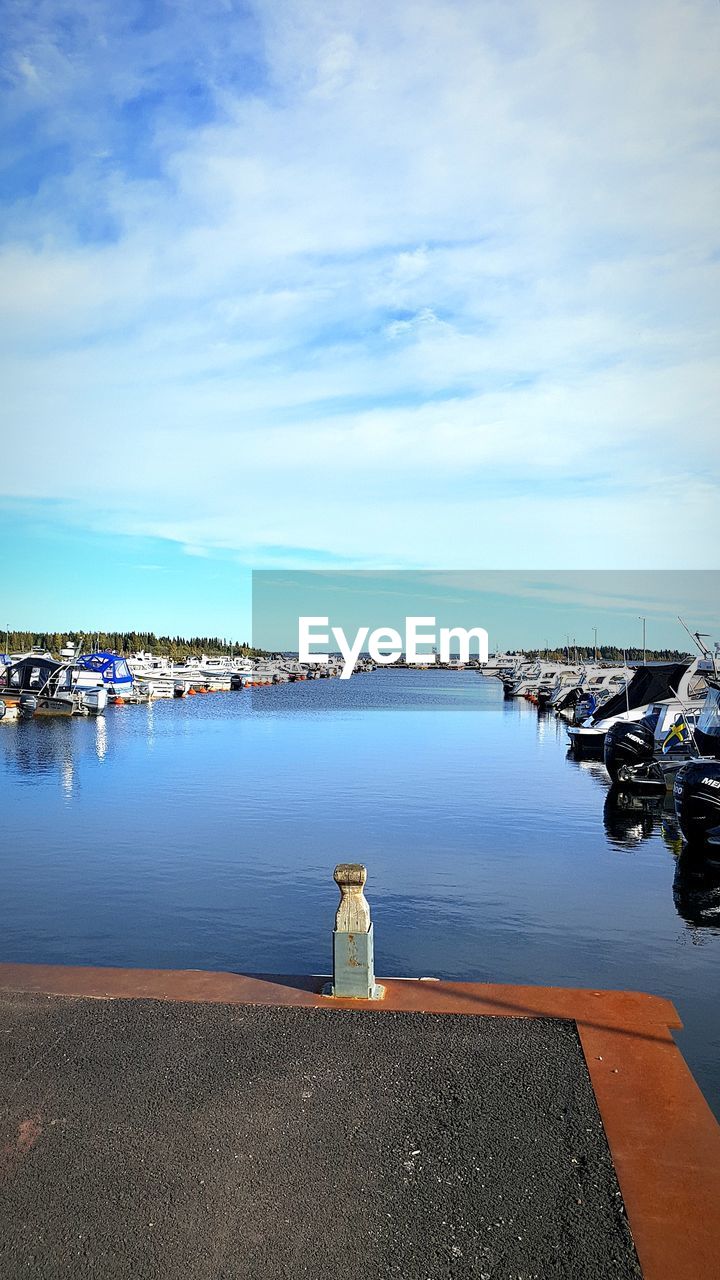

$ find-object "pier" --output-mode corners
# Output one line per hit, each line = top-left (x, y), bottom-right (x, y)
(1, 867), (719, 1279)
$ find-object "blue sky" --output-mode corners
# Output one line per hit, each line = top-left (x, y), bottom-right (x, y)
(252, 570), (720, 652)
(2, 1), (719, 637)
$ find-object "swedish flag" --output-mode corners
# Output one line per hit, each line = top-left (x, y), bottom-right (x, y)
(662, 719), (687, 754)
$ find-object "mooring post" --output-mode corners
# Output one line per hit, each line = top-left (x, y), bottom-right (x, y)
(324, 863), (385, 999)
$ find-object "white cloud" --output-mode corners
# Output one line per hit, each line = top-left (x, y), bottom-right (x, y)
(1, 0), (719, 568)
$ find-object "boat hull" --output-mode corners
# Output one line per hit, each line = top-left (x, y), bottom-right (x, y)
(567, 726), (606, 758)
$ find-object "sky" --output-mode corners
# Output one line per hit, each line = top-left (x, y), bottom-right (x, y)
(252, 570), (720, 652)
(2, 1), (719, 638)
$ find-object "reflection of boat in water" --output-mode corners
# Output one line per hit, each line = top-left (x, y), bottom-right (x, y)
(673, 844), (720, 926)
(603, 785), (664, 845)
(602, 784), (681, 850)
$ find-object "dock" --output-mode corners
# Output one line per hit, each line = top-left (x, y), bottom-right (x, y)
(1, 866), (719, 1278)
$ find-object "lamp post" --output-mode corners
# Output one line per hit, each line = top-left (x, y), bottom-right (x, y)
(639, 616), (646, 665)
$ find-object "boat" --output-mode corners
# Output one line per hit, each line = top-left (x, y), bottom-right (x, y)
(76, 652), (134, 702)
(694, 677), (720, 758)
(477, 653), (525, 677)
(534, 666), (580, 707)
(674, 757), (720, 849)
(0, 653), (89, 717)
(551, 666), (629, 720)
(502, 660), (540, 698)
(671, 678), (720, 847)
(567, 660), (704, 758)
(603, 701), (706, 790)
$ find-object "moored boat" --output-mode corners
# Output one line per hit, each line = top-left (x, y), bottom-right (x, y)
(567, 660), (703, 758)
(0, 653), (89, 717)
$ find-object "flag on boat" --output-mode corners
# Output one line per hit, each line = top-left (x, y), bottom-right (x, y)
(662, 718), (688, 754)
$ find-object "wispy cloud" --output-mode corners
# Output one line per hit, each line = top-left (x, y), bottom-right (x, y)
(1, 0), (719, 573)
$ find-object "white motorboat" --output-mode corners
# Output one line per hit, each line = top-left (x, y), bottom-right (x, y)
(568, 659), (708, 758)
(553, 665), (629, 721)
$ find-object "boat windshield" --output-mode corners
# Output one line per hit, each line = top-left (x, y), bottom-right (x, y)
(641, 704), (663, 731)
(697, 686), (720, 739)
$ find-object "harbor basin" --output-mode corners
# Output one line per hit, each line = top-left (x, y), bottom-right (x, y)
(1, 667), (718, 1116)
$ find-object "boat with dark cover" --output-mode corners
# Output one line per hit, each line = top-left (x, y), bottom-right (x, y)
(567, 661), (694, 758)
(672, 680), (720, 848)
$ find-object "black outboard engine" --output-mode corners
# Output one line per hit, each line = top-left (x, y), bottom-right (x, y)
(604, 719), (657, 785)
(673, 760), (720, 848)
(18, 693), (38, 717)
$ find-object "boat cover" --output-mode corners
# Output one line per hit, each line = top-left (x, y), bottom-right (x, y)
(77, 653), (133, 686)
(0, 655), (62, 691)
(591, 662), (690, 725)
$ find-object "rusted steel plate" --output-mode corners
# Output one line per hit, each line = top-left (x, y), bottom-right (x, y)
(0, 963), (679, 1029)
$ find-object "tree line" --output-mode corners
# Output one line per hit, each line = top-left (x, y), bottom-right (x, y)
(1, 631), (268, 661)
(520, 645), (694, 663)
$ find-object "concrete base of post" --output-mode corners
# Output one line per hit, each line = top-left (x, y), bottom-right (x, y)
(323, 924), (385, 1000)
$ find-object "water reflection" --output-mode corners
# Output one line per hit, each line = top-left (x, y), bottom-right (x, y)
(145, 700), (155, 748)
(602, 783), (683, 854)
(603, 786), (659, 846)
(673, 845), (720, 930)
(62, 758), (74, 796)
(5, 718), (77, 779)
(566, 754), (610, 791)
(95, 715), (108, 762)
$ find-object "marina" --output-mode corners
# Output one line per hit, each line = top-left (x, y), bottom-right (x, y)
(1, 663), (719, 1120)
(5, 0), (720, 1270)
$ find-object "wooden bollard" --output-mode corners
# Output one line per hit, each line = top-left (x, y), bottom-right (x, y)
(324, 864), (384, 1000)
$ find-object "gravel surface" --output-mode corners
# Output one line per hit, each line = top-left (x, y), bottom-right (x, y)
(0, 993), (642, 1279)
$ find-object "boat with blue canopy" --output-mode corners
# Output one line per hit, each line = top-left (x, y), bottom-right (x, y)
(76, 652), (135, 700)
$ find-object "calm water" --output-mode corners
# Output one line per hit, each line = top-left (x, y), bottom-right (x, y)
(2, 669), (719, 1114)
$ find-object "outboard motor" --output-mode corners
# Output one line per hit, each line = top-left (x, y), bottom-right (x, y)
(18, 693), (38, 717)
(0, 700), (5, 720)
(673, 760), (720, 848)
(573, 692), (598, 724)
(604, 719), (656, 785)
